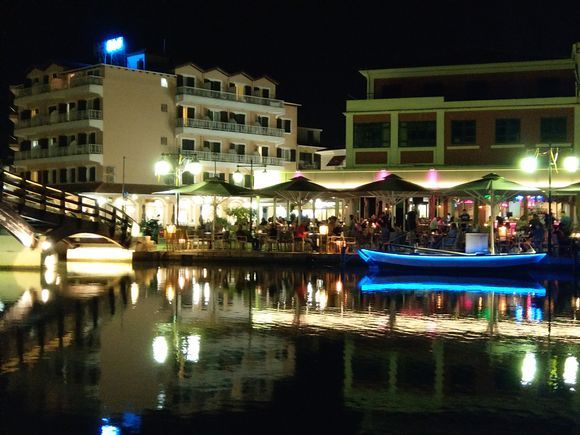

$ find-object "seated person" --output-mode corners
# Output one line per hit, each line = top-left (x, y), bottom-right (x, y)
(294, 219), (317, 251)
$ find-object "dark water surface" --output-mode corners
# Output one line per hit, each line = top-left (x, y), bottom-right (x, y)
(0, 263), (579, 434)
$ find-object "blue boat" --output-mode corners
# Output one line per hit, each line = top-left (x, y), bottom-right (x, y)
(358, 247), (547, 269)
(358, 273), (546, 295)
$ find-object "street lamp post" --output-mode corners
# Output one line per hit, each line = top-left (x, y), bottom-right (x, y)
(155, 152), (202, 225)
(233, 159), (265, 233)
(520, 144), (578, 254)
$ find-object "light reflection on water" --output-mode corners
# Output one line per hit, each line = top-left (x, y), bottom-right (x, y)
(0, 264), (579, 433)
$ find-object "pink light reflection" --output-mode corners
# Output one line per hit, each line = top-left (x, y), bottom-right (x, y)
(375, 169), (390, 181)
(426, 168), (438, 187)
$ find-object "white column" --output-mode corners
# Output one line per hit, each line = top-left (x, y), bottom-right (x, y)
(435, 110), (445, 165)
(345, 113), (354, 168)
(390, 112), (399, 165)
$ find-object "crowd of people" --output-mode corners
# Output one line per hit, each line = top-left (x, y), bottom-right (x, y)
(187, 206), (575, 254)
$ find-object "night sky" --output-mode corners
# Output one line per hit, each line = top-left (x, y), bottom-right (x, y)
(3, 0), (580, 153)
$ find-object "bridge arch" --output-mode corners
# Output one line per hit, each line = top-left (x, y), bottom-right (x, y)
(0, 170), (135, 249)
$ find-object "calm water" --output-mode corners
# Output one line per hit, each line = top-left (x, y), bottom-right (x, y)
(0, 262), (579, 434)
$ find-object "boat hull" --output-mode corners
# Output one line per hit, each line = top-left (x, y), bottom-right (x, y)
(358, 248), (547, 269)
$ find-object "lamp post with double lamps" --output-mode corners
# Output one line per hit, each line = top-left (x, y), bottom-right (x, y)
(520, 144), (578, 254)
(155, 152), (202, 225)
(232, 159), (267, 233)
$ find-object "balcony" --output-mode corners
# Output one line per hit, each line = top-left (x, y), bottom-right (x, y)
(181, 149), (285, 167)
(12, 76), (104, 104)
(14, 144), (103, 164)
(176, 86), (285, 115)
(176, 118), (285, 143)
(14, 110), (103, 137)
(298, 161), (321, 170)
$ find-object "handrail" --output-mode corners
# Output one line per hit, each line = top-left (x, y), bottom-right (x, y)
(13, 75), (103, 98)
(15, 144), (103, 160)
(177, 117), (284, 137)
(181, 149), (285, 167)
(176, 86), (284, 108)
(16, 110), (103, 129)
(389, 243), (473, 256)
(0, 169), (133, 245)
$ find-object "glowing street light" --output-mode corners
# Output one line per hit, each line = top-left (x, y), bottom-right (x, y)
(520, 144), (578, 254)
(155, 152), (202, 224)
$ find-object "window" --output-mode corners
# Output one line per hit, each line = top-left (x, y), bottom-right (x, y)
(277, 118), (291, 133)
(204, 140), (221, 153)
(204, 79), (221, 91)
(540, 117), (567, 143)
(59, 169), (67, 183)
(354, 122), (390, 148)
(161, 104), (168, 112)
(261, 146), (269, 157)
(276, 148), (295, 161)
(161, 136), (168, 146)
(182, 139), (195, 151)
(78, 166), (87, 182)
(160, 78), (168, 88)
(399, 121), (436, 147)
(69, 168), (76, 183)
(451, 120), (476, 145)
(257, 115), (269, 127)
(89, 167), (96, 182)
(235, 143), (245, 155)
(231, 113), (246, 124)
(495, 119), (521, 144)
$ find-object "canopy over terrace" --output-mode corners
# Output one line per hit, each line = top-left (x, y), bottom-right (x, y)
(155, 178), (252, 237)
(444, 173), (539, 254)
(254, 175), (333, 224)
(343, 173), (428, 225)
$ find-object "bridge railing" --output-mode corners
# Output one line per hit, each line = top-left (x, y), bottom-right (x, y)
(0, 170), (134, 245)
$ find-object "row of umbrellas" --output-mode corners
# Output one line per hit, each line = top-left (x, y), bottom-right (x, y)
(156, 173), (574, 254)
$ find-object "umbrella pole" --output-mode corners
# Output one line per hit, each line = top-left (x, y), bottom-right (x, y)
(489, 190), (495, 255)
(212, 196), (217, 240)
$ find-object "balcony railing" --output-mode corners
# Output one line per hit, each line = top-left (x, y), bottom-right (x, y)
(15, 144), (103, 161)
(181, 149), (285, 167)
(177, 118), (284, 138)
(298, 161), (321, 170)
(177, 86), (284, 108)
(16, 110), (103, 129)
(13, 76), (103, 98)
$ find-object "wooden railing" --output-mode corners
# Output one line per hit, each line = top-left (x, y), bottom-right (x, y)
(0, 170), (133, 247)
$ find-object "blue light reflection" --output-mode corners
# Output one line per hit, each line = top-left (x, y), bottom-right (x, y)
(358, 275), (546, 296)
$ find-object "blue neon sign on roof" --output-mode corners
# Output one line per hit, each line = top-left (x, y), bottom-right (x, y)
(105, 36), (125, 54)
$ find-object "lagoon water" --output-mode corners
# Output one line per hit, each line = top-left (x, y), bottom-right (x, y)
(0, 263), (579, 434)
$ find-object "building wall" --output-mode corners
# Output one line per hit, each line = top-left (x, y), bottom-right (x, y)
(102, 66), (175, 185)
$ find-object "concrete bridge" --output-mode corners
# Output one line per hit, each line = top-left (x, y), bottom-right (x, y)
(0, 169), (134, 267)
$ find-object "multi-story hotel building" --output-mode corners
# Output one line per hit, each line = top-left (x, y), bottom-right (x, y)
(340, 43), (580, 221)
(10, 55), (320, 225)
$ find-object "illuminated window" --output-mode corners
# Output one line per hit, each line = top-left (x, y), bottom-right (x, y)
(160, 78), (168, 88)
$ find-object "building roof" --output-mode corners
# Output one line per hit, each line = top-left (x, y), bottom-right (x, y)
(326, 155), (346, 167)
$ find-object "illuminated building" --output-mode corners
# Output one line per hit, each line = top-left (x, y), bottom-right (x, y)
(9, 37), (321, 225)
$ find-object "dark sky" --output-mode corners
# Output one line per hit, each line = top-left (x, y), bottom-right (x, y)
(3, 0), (580, 151)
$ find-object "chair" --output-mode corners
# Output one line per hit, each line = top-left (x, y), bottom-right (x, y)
(235, 235), (249, 250)
(293, 236), (306, 252)
(278, 231), (293, 251)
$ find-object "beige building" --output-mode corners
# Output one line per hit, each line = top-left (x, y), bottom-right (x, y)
(10, 60), (320, 225)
